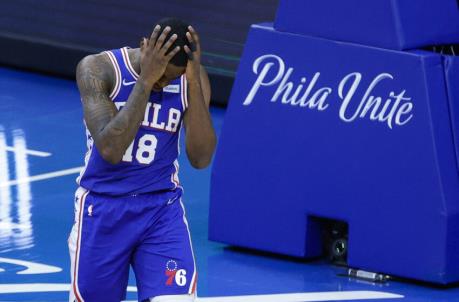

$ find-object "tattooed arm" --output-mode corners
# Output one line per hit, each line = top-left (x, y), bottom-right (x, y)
(76, 25), (180, 164)
(76, 54), (148, 164)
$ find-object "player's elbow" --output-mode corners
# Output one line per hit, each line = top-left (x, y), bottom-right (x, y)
(186, 139), (216, 169)
(100, 146), (122, 165)
(105, 156), (122, 165)
(187, 148), (214, 169)
(189, 156), (212, 169)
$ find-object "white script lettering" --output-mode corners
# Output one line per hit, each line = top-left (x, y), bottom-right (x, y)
(244, 54), (415, 129)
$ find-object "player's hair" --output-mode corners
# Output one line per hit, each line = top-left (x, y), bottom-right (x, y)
(155, 17), (191, 67)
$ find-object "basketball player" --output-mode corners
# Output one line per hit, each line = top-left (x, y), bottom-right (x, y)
(68, 18), (216, 302)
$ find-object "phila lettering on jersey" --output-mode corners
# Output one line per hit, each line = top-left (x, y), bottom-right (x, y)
(77, 47), (189, 196)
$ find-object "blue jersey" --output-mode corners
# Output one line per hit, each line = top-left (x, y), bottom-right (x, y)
(77, 47), (188, 196)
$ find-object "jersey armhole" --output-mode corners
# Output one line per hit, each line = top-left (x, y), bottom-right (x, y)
(181, 75), (189, 111)
(103, 51), (122, 100)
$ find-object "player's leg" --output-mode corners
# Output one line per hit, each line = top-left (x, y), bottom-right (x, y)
(68, 188), (133, 302)
(131, 192), (197, 302)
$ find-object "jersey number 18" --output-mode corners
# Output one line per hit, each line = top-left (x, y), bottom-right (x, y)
(122, 134), (158, 164)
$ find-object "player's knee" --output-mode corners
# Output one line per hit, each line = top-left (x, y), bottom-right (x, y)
(149, 294), (196, 302)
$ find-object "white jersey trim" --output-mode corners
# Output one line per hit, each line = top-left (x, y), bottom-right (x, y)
(171, 159), (181, 190)
(104, 51), (122, 100)
(76, 125), (93, 186)
(170, 120), (184, 191)
(121, 47), (140, 80)
(181, 75), (189, 111)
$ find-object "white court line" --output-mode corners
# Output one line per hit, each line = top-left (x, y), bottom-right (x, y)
(195, 291), (404, 301)
(0, 284), (404, 301)
(4, 146), (51, 157)
(0, 166), (83, 188)
(0, 284), (70, 293)
(0, 257), (62, 274)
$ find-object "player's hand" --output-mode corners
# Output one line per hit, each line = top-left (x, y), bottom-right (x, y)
(139, 25), (180, 87)
(184, 26), (202, 83)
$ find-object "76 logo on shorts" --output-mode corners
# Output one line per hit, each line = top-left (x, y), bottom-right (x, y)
(165, 260), (187, 286)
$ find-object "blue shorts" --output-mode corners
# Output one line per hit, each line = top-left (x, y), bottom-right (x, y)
(68, 187), (197, 302)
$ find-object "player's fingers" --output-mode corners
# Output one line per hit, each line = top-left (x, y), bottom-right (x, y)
(149, 25), (161, 45)
(186, 33), (197, 53)
(155, 26), (171, 50)
(140, 37), (148, 52)
(188, 26), (200, 44)
(183, 45), (194, 60)
(186, 31), (193, 43)
(166, 46), (181, 60)
(161, 34), (177, 54)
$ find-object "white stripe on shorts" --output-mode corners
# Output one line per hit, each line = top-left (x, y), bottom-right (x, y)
(68, 187), (88, 302)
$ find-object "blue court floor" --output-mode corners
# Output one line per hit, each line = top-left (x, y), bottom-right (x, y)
(0, 67), (459, 301)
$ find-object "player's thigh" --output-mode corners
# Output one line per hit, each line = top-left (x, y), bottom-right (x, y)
(68, 188), (132, 302)
(132, 198), (197, 301)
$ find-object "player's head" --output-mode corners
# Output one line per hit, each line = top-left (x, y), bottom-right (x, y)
(152, 17), (190, 92)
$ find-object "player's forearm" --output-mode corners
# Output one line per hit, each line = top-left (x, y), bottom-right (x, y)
(185, 80), (217, 169)
(98, 79), (152, 164)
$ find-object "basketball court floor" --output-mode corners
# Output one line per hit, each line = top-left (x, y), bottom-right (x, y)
(1, 67), (459, 301)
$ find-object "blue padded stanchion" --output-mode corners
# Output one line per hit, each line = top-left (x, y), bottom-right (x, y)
(445, 56), (459, 171)
(209, 20), (459, 284)
(274, 0), (459, 50)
